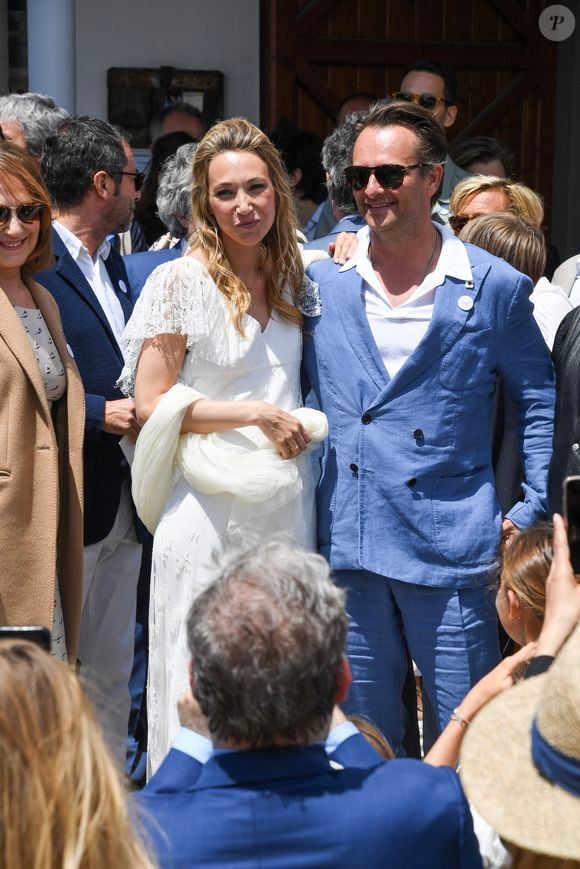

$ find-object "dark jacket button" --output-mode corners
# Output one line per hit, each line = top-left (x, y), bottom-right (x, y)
(413, 429), (424, 440)
(350, 463), (358, 473)
(407, 478), (417, 487)
(361, 414), (372, 424)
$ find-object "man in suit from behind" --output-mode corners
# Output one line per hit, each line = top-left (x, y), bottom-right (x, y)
(137, 537), (481, 869)
(302, 100), (554, 755)
(36, 117), (143, 764)
(304, 111), (366, 255)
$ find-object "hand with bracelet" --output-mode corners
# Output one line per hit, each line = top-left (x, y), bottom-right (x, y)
(424, 642), (536, 768)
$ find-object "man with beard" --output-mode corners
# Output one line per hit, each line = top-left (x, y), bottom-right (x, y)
(37, 117), (143, 764)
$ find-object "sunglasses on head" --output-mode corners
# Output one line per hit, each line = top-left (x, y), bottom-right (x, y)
(0, 203), (45, 227)
(391, 91), (450, 111)
(113, 170), (145, 192)
(344, 162), (426, 191)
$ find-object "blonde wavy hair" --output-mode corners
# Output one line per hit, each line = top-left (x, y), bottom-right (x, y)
(0, 640), (155, 869)
(459, 212), (547, 284)
(450, 175), (544, 226)
(190, 117), (304, 335)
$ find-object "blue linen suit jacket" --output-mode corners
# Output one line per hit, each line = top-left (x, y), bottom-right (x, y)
(302, 243), (555, 587)
(123, 242), (185, 300)
(36, 228), (135, 545)
(136, 734), (482, 868)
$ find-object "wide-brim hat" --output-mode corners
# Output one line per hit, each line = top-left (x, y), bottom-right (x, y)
(460, 623), (580, 861)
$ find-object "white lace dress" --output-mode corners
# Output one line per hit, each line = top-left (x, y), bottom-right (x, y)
(120, 257), (321, 772)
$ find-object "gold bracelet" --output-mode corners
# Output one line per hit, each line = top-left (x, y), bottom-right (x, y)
(450, 708), (470, 729)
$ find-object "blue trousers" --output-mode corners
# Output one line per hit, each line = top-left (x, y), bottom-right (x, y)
(335, 569), (500, 756)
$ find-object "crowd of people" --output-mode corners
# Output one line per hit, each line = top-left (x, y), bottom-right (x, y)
(1, 57), (580, 867)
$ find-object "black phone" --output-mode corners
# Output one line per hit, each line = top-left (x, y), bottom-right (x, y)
(0, 626), (51, 652)
(563, 475), (580, 573)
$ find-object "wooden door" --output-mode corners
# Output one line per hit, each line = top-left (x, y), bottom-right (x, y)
(262, 0), (558, 217)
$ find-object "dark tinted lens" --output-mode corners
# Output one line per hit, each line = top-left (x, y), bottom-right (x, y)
(134, 172), (145, 192)
(344, 166), (371, 190)
(394, 91), (413, 103)
(374, 165), (406, 189)
(418, 94), (437, 110)
(0, 204), (44, 225)
(449, 215), (469, 233)
(17, 204), (45, 222)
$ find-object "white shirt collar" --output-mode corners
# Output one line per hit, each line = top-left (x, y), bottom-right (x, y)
(53, 219), (111, 263)
(340, 222), (473, 285)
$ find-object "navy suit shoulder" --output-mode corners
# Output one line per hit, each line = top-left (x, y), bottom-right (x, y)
(36, 228), (136, 544)
(135, 747), (481, 869)
(123, 247), (183, 300)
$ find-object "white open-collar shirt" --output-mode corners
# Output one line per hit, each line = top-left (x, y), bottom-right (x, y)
(339, 222), (473, 379)
(54, 220), (127, 348)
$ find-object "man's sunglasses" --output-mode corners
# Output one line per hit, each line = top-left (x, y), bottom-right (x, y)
(344, 162), (426, 191)
(391, 91), (451, 111)
(114, 170), (145, 192)
(448, 214), (471, 234)
(0, 203), (46, 227)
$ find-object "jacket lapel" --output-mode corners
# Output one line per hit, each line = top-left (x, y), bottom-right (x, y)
(333, 269), (389, 392)
(51, 229), (125, 360)
(0, 288), (52, 420)
(104, 252), (133, 321)
(369, 262), (491, 407)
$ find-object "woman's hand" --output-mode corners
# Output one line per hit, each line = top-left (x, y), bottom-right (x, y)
(328, 231), (358, 265)
(535, 513), (580, 657)
(253, 401), (311, 459)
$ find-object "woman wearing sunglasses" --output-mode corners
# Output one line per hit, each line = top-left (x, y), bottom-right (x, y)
(0, 141), (84, 663)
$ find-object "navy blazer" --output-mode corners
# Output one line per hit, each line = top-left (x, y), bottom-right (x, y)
(137, 735), (482, 868)
(36, 228), (135, 544)
(304, 213), (366, 253)
(303, 242), (555, 586)
(123, 241), (185, 299)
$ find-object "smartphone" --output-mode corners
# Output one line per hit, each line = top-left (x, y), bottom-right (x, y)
(563, 475), (580, 573)
(0, 626), (51, 652)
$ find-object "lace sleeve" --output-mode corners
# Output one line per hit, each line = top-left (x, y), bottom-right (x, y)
(118, 257), (211, 396)
(297, 275), (321, 317)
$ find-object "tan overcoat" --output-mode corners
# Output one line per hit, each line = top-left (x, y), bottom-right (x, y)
(0, 278), (84, 661)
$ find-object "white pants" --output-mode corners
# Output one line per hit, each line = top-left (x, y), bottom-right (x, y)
(79, 483), (142, 766)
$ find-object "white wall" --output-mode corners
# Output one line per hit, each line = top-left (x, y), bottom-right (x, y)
(75, 0), (260, 123)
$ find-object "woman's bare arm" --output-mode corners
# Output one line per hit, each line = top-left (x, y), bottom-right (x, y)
(134, 333), (310, 458)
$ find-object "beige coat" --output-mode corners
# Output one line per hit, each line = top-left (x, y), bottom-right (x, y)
(0, 278), (84, 661)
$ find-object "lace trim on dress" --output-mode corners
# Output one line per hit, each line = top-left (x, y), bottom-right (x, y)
(297, 275), (321, 317)
(118, 259), (321, 396)
(118, 258), (212, 396)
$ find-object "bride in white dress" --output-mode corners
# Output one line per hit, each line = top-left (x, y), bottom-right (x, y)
(119, 118), (321, 772)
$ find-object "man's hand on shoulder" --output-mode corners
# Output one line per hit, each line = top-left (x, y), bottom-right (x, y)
(102, 397), (140, 440)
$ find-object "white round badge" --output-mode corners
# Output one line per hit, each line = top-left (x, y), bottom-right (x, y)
(66, 343), (75, 358)
(457, 295), (474, 312)
(118, 280), (128, 294)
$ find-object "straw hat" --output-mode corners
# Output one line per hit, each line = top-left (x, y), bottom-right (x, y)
(460, 623), (580, 861)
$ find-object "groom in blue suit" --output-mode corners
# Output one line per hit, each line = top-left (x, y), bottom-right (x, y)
(303, 100), (555, 752)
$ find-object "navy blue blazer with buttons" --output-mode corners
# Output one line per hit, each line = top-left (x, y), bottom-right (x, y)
(36, 228), (135, 545)
(303, 243), (555, 587)
(136, 733), (482, 869)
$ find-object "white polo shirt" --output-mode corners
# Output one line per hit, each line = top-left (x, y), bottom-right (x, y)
(339, 223), (473, 379)
(54, 220), (127, 348)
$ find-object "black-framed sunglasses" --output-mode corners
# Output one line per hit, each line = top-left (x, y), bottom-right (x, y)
(113, 170), (145, 192)
(344, 162), (425, 191)
(448, 214), (471, 234)
(0, 203), (46, 227)
(391, 91), (451, 111)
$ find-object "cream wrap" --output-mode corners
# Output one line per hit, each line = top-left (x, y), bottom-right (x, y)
(131, 383), (328, 533)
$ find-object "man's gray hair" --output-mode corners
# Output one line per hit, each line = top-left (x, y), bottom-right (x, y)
(156, 142), (198, 237)
(0, 93), (69, 157)
(321, 109), (368, 216)
(187, 536), (347, 747)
